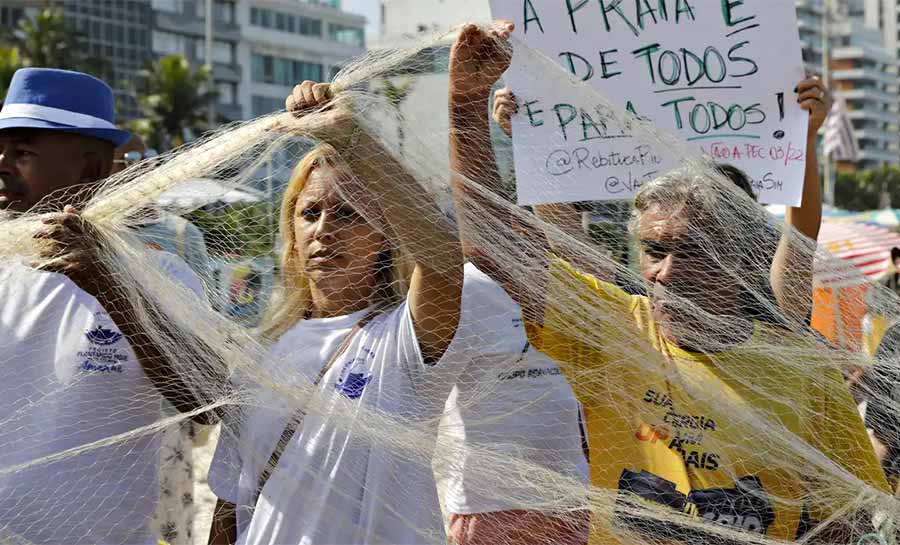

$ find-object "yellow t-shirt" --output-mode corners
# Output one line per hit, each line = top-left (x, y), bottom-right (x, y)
(527, 259), (887, 543)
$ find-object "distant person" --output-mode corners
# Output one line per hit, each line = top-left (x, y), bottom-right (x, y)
(111, 133), (157, 175)
(112, 134), (213, 544)
(885, 247), (900, 293)
(114, 134), (212, 287)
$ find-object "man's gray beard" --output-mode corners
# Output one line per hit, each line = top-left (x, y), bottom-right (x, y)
(656, 299), (754, 352)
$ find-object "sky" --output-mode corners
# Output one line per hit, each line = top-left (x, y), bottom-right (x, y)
(341, 0), (381, 40)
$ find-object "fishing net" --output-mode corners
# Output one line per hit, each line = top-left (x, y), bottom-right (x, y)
(0, 18), (899, 545)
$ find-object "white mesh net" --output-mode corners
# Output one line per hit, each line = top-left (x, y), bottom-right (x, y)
(0, 18), (898, 545)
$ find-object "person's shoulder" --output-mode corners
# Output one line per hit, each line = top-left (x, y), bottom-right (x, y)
(0, 260), (91, 302)
(149, 250), (205, 298)
(462, 262), (519, 314)
(877, 322), (900, 359)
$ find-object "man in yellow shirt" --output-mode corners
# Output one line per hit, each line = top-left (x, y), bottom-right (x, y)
(447, 19), (888, 545)
(529, 252), (888, 543)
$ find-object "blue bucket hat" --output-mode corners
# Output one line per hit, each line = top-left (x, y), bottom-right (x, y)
(0, 68), (131, 146)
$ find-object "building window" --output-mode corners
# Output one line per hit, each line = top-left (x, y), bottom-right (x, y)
(217, 82), (236, 104)
(197, 40), (235, 64)
(214, 1), (235, 24)
(274, 58), (291, 85)
(152, 30), (182, 56)
(328, 23), (364, 47)
(302, 0), (340, 8)
(251, 53), (322, 85)
(151, 0), (177, 12)
(299, 16), (322, 36)
(252, 95), (285, 116)
(249, 7), (322, 37)
(182, 0), (198, 17)
(251, 54), (267, 82)
(294, 61), (323, 82)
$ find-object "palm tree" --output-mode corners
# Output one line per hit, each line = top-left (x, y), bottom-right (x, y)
(376, 78), (414, 156)
(2, 8), (111, 81)
(0, 46), (23, 104)
(132, 55), (218, 151)
(15, 9), (83, 70)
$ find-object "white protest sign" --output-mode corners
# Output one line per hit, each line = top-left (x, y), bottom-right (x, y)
(488, 0), (808, 206)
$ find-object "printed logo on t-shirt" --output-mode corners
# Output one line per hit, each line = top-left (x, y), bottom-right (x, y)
(85, 324), (123, 346)
(78, 312), (129, 373)
(334, 344), (376, 399)
(615, 469), (776, 541)
(335, 373), (371, 399)
(638, 389), (721, 471)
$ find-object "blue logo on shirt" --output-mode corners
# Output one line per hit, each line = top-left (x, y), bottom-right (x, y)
(335, 373), (371, 399)
(85, 325), (123, 346)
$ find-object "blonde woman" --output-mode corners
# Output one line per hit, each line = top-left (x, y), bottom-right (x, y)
(206, 90), (473, 545)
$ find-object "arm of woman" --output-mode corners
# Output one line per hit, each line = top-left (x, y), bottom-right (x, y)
(770, 77), (826, 325)
(344, 133), (464, 363)
(447, 24), (612, 328)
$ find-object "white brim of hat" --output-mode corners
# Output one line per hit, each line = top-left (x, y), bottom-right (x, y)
(0, 117), (131, 147)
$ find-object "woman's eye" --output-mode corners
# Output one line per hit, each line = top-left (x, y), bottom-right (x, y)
(642, 247), (666, 260)
(300, 206), (319, 220)
(336, 205), (360, 222)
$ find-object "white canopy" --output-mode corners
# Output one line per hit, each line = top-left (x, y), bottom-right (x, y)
(156, 178), (266, 208)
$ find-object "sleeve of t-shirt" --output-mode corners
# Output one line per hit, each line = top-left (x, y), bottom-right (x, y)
(806, 367), (889, 519)
(389, 299), (472, 409)
(152, 250), (206, 301)
(526, 257), (640, 399)
(207, 414), (242, 505)
(392, 264), (530, 407)
(184, 222), (213, 290)
(441, 359), (589, 514)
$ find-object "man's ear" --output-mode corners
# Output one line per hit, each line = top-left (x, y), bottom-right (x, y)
(80, 148), (114, 182)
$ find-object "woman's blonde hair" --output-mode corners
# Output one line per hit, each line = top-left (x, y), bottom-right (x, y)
(259, 143), (412, 340)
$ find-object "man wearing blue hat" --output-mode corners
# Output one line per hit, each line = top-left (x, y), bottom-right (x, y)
(0, 68), (213, 544)
(0, 68), (131, 212)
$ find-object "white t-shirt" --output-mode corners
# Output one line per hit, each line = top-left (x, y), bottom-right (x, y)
(208, 306), (377, 542)
(210, 265), (587, 544)
(0, 253), (203, 545)
(214, 298), (472, 545)
(439, 265), (588, 515)
(215, 265), (543, 544)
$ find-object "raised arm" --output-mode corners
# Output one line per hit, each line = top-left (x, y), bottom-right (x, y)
(770, 77), (827, 325)
(447, 22), (555, 322)
(287, 82), (463, 362)
(449, 23), (514, 253)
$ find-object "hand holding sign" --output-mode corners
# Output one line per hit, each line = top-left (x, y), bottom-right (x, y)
(796, 77), (828, 137)
(489, 0), (808, 206)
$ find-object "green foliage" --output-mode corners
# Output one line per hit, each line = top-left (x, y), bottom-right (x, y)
(0, 8), (111, 97)
(188, 204), (274, 258)
(0, 46), (23, 103)
(132, 55), (218, 151)
(835, 166), (900, 211)
(375, 78), (414, 155)
(16, 9), (82, 69)
(376, 78), (414, 109)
